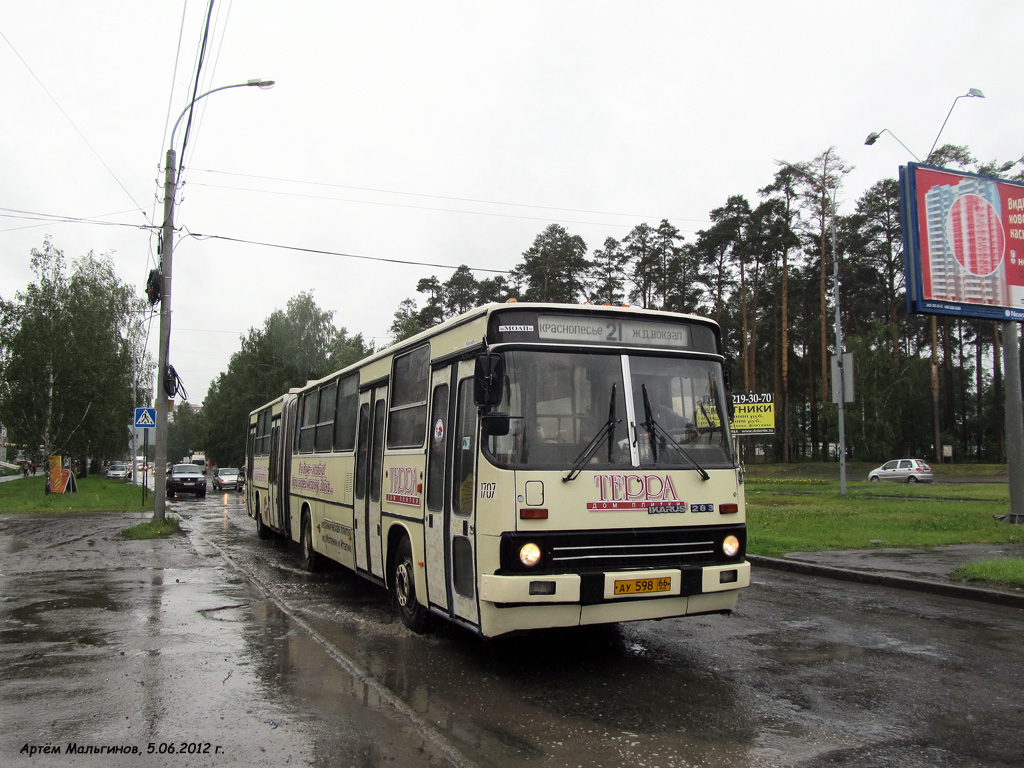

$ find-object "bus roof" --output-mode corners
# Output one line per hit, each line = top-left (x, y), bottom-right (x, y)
(249, 302), (722, 415)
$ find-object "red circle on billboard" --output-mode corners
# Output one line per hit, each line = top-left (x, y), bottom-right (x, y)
(947, 194), (1005, 276)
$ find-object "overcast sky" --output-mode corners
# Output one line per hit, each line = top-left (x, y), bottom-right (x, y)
(3, 1), (1021, 406)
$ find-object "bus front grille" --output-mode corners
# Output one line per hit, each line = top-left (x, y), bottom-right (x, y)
(498, 524), (745, 574)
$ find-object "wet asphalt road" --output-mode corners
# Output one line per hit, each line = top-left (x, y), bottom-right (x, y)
(2, 491), (1024, 768)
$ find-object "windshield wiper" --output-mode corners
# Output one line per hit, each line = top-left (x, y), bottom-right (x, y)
(563, 383), (619, 483)
(640, 384), (710, 481)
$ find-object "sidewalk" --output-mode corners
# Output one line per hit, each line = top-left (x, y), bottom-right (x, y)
(749, 542), (1024, 609)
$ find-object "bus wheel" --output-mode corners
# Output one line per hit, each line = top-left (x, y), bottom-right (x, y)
(255, 509), (271, 540)
(301, 511), (319, 572)
(392, 537), (429, 633)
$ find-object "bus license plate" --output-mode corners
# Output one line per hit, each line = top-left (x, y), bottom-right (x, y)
(613, 576), (672, 596)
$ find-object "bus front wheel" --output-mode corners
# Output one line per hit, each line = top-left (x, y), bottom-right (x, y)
(392, 537), (429, 633)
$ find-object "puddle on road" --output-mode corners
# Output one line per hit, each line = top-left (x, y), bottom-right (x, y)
(0, 536), (29, 554)
(197, 603), (250, 622)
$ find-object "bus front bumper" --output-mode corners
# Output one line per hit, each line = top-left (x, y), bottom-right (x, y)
(480, 561), (750, 605)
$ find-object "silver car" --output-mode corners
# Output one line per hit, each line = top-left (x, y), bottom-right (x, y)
(106, 463), (129, 479)
(212, 467), (240, 490)
(868, 459), (933, 483)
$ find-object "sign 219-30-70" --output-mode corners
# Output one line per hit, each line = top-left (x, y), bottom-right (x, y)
(731, 393), (774, 435)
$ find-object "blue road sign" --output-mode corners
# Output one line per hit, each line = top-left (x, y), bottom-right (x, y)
(135, 408), (156, 429)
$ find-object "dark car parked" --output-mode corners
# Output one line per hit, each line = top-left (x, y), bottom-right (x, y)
(167, 463), (207, 498)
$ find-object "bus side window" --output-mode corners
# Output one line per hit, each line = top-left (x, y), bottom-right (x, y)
(334, 374), (358, 451)
(355, 402), (370, 500)
(427, 384), (449, 514)
(315, 382), (337, 452)
(298, 394), (316, 453)
(452, 379), (475, 517)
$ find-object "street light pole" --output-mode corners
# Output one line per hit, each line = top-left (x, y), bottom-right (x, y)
(777, 160), (848, 494)
(926, 88), (984, 163)
(152, 79), (274, 521)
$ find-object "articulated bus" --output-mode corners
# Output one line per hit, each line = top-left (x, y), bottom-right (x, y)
(245, 302), (749, 638)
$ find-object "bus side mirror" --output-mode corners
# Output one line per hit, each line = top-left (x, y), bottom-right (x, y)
(474, 353), (504, 408)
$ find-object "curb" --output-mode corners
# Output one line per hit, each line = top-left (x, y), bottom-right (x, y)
(748, 554), (1024, 610)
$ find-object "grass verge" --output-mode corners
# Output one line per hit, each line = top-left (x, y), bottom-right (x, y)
(0, 475), (152, 514)
(951, 559), (1024, 588)
(744, 463), (1024, 587)
(746, 479), (1018, 556)
(122, 516), (181, 539)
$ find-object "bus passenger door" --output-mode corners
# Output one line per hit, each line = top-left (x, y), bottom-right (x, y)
(354, 386), (387, 579)
(424, 367), (451, 612)
(449, 367), (479, 624)
(245, 421), (256, 516)
(267, 415), (285, 530)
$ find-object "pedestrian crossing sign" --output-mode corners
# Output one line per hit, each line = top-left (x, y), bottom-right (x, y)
(135, 408), (156, 428)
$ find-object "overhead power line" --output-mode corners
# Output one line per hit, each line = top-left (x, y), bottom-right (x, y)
(182, 230), (512, 274)
(0, 29), (150, 224)
(0, 207), (507, 274)
(193, 168), (714, 226)
(186, 181), (676, 231)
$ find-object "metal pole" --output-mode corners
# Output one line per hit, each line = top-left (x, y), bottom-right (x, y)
(1004, 321), (1024, 523)
(150, 79), (273, 522)
(153, 147), (175, 521)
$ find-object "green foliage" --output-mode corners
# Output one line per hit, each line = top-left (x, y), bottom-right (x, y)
(168, 402), (203, 466)
(198, 291), (372, 467)
(589, 237), (629, 305)
(389, 298), (425, 343)
(513, 223), (590, 303)
(0, 240), (147, 467)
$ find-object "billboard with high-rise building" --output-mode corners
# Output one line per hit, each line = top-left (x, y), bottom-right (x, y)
(901, 162), (1024, 321)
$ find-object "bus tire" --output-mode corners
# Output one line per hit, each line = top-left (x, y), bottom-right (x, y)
(255, 507), (271, 540)
(301, 511), (319, 572)
(392, 536), (429, 633)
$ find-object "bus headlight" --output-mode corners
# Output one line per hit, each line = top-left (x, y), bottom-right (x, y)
(519, 543), (542, 567)
(722, 535), (740, 558)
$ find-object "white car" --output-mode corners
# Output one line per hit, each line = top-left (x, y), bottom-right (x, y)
(212, 467), (240, 490)
(106, 463), (129, 479)
(868, 459), (933, 483)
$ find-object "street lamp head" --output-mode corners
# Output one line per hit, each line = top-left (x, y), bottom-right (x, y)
(864, 128), (921, 162)
(967, 87), (985, 98)
(248, 78), (276, 89)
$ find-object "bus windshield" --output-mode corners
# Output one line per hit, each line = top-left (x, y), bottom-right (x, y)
(485, 349), (734, 470)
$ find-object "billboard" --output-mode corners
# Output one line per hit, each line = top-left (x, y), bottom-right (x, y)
(901, 162), (1024, 322)
(730, 393), (775, 435)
